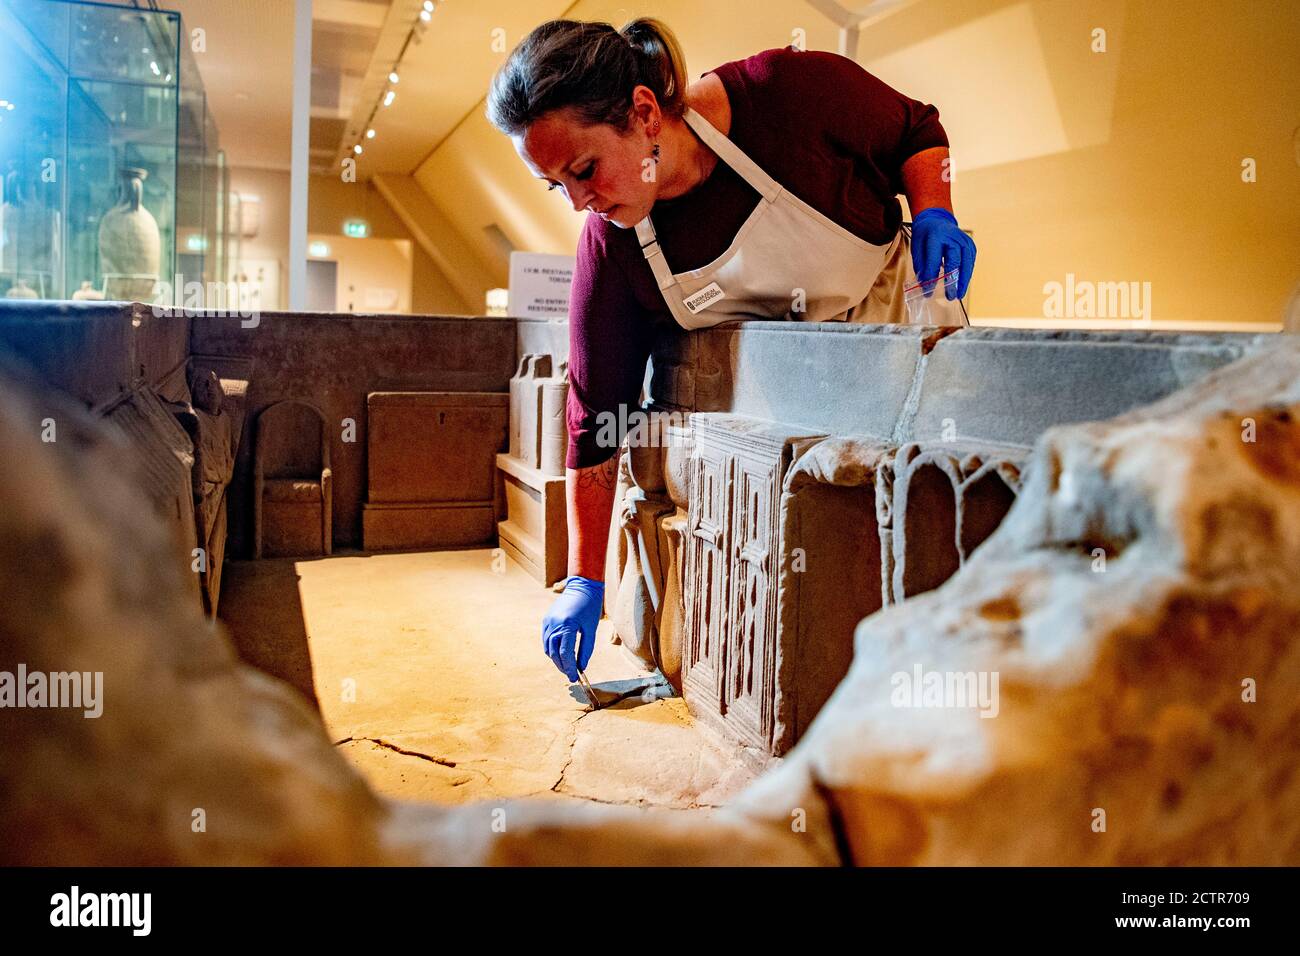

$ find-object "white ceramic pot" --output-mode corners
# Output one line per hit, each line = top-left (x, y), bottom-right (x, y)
(5, 278), (38, 298)
(98, 167), (160, 279)
(1, 171), (55, 275)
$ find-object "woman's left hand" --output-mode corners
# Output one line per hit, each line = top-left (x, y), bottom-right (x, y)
(911, 207), (976, 300)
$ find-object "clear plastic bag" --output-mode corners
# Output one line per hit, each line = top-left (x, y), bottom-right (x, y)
(903, 267), (969, 327)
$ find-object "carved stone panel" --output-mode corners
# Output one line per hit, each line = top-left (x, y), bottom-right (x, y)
(655, 509), (689, 692)
(682, 433), (729, 719)
(682, 414), (826, 754)
(725, 449), (781, 750)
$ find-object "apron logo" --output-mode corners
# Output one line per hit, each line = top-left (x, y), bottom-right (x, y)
(683, 282), (726, 314)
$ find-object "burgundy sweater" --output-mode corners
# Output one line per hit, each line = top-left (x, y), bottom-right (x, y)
(565, 47), (948, 469)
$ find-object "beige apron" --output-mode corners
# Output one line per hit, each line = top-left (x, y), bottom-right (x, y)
(635, 106), (913, 329)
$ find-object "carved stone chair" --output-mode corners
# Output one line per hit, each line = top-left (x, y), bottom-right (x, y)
(254, 400), (332, 559)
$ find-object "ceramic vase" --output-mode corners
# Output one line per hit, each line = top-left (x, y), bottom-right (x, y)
(98, 167), (160, 280)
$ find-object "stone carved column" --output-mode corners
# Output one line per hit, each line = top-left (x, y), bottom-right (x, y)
(602, 447), (633, 621)
(648, 417), (695, 692)
(610, 485), (675, 671)
(655, 509), (689, 692)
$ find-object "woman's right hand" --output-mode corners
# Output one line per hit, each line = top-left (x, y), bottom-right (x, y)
(541, 575), (605, 681)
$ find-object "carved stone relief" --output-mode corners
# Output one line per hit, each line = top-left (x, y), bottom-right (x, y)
(682, 414), (826, 754)
(882, 441), (1026, 605)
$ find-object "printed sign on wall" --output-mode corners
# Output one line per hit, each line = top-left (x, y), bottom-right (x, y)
(508, 251), (575, 319)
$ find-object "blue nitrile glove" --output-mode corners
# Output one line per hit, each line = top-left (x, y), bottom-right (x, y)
(911, 207), (976, 300)
(541, 575), (605, 682)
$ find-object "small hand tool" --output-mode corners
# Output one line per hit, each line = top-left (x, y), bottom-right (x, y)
(576, 669), (600, 710)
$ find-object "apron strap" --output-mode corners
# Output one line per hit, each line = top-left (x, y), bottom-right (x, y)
(679, 106), (783, 203)
(633, 106), (782, 291)
(634, 217), (679, 294)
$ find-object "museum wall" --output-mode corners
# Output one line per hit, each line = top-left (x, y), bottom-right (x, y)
(308, 174), (472, 314)
(226, 165), (470, 315)
(226, 166), (292, 309)
(305, 233), (413, 314)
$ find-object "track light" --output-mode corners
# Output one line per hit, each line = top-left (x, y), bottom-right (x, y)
(344, 2), (439, 168)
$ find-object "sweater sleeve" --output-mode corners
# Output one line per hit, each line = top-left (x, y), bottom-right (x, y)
(758, 48), (948, 195)
(564, 215), (656, 469)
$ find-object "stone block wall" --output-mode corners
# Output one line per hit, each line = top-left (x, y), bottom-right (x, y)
(191, 311), (518, 553)
(0, 307), (565, 570)
(0, 300), (187, 409)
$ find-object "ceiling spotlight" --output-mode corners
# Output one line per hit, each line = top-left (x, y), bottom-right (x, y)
(419, 9), (430, 21)
(388, 71), (399, 84)
(423, 1), (434, 11)
(383, 90), (396, 107)
(353, 144), (363, 155)
(366, 128), (375, 139)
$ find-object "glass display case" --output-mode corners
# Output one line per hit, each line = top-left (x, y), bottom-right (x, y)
(0, 0), (226, 303)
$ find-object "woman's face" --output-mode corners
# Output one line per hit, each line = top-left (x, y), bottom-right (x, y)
(513, 105), (658, 229)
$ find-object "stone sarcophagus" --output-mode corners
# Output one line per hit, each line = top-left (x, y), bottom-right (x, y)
(604, 323), (1268, 763)
(610, 415), (1023, 760)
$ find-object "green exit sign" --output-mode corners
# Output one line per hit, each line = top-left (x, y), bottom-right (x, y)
(343, 218), (369, 238)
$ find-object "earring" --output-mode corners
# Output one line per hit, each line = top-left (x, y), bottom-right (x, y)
(652, 142), (661, 164)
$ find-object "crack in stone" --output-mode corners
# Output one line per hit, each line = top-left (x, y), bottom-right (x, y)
(546, 697), (726, 809)
(549, 706), (595, 794)
(334, 735), (458, 768)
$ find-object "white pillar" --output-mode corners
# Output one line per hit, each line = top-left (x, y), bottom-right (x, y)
(288, 0), (313, 311)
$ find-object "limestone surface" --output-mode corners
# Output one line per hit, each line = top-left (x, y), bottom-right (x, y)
(219, 548), (756, 810)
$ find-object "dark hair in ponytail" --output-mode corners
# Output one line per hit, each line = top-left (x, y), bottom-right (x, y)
(486, 18), (688, 137)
